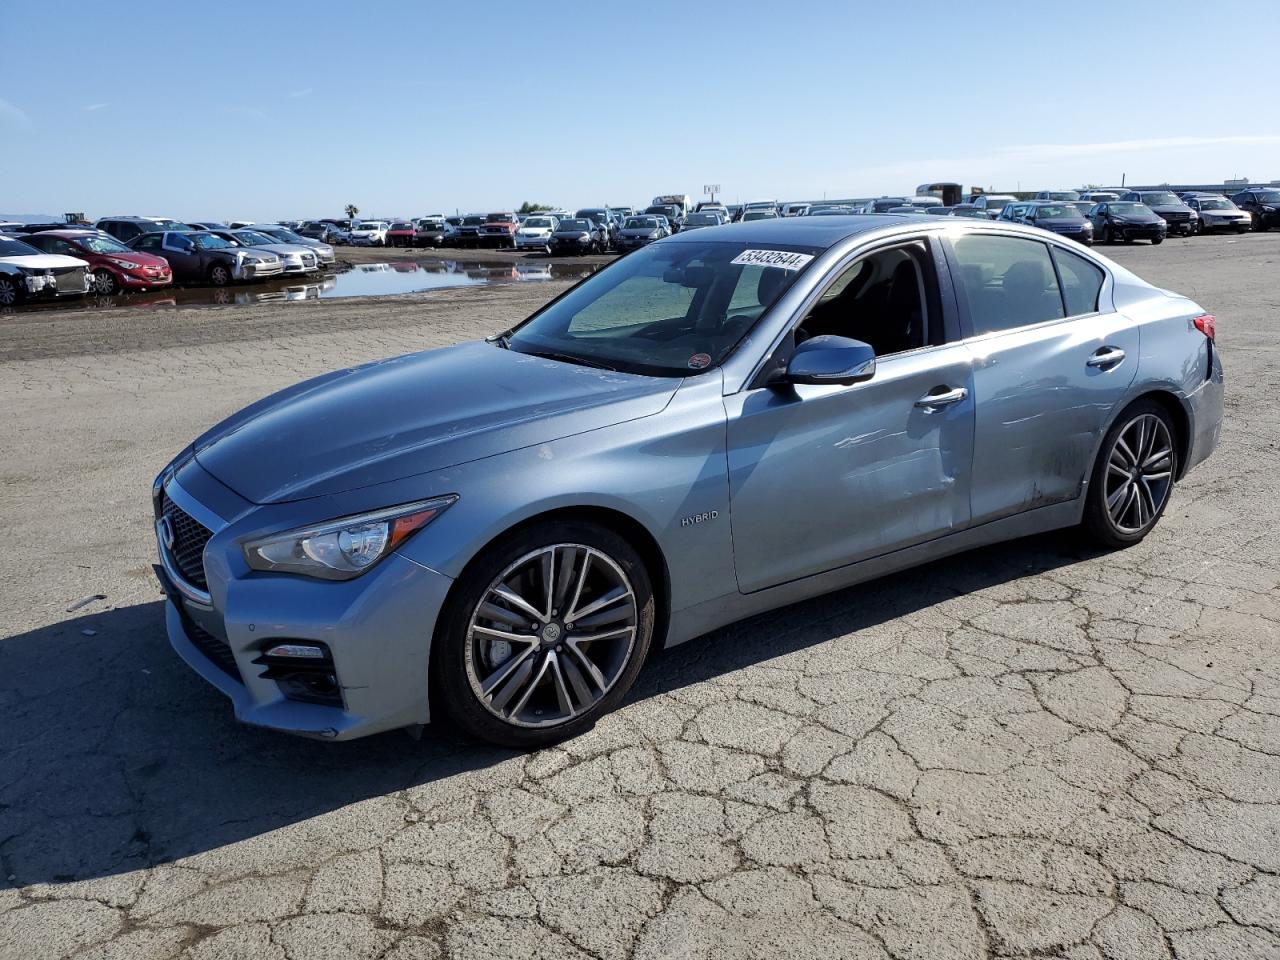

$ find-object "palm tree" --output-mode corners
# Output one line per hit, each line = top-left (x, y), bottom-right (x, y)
(344, 204), (359, 220)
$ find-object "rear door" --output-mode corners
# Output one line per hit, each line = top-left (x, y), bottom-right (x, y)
(943, 231), (1137, 525)
(726, 235), (975, 593)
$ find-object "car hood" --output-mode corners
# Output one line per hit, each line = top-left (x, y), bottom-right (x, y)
(193, 340), (678, 504)
(0, 253), (89, 269)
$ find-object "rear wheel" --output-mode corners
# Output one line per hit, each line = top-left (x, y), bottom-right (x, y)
(436, 520), (656, 748)
(1082, 401), (1177, 548)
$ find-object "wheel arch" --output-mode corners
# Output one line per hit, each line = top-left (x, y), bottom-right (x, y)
(1089, 388), (1193, 488)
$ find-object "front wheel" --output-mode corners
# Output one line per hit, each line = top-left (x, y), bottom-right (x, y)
(435, 521), (656, 748)
(93, 270), (119, 295)
(1082, 401), (1177, 548)
(208, 262), (232, 286)
(0, 275), (21, 306)
(1151, 237), (1163, 245)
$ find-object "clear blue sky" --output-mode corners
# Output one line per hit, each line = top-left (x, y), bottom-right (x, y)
(2, 0), (1277, 221)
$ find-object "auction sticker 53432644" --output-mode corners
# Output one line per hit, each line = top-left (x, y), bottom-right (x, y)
(730, 249), (815, 270)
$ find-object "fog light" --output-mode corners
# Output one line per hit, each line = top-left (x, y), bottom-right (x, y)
(264, 643), (326, 659)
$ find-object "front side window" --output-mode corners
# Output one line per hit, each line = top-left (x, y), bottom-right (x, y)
(951, 234), (1064, 335)
(509, 239), (819, 375)
(1051, 247), (1104, 317)
(795, 242), (936, 356)
(166, 234), (194, 251)
(134, 234), (162, 251)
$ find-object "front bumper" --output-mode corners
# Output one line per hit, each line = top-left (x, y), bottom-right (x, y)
(121, 268), (173, 287)
(237, 261), (285, 280)
(515, 235), (552, 249)
(480, 232), (516, 246)
(158, 542), (453, 741)
(1113, 223), (1166, 240)
(615, 236), (657, 250)
(1200, 216), (1250, 231)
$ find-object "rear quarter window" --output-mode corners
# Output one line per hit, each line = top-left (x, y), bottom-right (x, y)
(1052, 247), (1104, 317)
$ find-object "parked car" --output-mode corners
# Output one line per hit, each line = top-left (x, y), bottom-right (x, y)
(575, 209), (619, 247)
(781, 202), (811, 217)
(724, 204), (743, 222)
(1185, 196), (1251, 234)
(480, 212), (520, 248)
(1120, 191), (1195, 237)
(250, 225), (337, 265)
(455, 214), (487, 248)
(1034, 190), (1081, 201)
(614, 215), (667, 251)
(349, 221), (390, 246)
(679, 211), (723, 231)
(129, 230), (283, 284)
(151, 216), (1223, 746)
(742, 209), (780, 221)
(212, 229), (320, 274)
(643, 205), (682, 232)
(695, 202), (729, 221)
(1088, 201), (1167, 244)
(947, 205), (990, 219)
(1231, 187), (1280, 232)
(1021, 201), (1094, 244)
(549, 217), (606, 255)
(997, 203), (1032, 223)
(807, 205), (860, 216)
(415, 217), (455, 247)
(298, 221), (346, 244)
(0, 234), (92, 305)
(1078, 191), (1120, 204)
(21, 229), (172, 294)
(514, 215), (559, 252)
(95, 216), (173, 243)
(972, 194), (1017, 219)
(385, 221), (417, 247)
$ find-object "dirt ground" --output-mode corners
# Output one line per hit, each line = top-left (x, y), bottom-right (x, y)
(1, 233), (1278, 959)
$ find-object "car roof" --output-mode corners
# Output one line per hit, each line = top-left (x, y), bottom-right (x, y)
(664, 214), (914, 247)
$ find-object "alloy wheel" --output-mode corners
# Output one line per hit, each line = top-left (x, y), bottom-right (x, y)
(464, 543), (638, 728)
(94, 270), (117, 295)
(1103, 414), (1174, 534)
(0, 278), (16, 306)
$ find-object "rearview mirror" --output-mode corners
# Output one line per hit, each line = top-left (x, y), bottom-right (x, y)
(781, 336), (876, 386)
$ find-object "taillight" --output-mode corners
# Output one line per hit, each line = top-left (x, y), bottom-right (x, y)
(1193, 314), (1216, 341)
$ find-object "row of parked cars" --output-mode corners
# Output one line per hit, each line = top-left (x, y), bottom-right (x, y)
(0, 216), (340, 305)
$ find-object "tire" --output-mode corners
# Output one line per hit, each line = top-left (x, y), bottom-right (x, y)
(208, 262), (232, 286)
(93, 270), (118, 295)
(1081, 400), (1177, 549)
(1103, 225), (1114, 244)
(1236, 225), (1248, 234)
(1151, 237), (1163, 245)
(0, 275), (21, 306)
(435, 520), (657, 749)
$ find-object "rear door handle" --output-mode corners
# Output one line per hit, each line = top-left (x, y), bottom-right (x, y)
(915, 386), (968, 409)
(1087, 347), (1126, 368)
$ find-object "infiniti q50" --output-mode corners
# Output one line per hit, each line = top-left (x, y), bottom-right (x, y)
(152, 216), (1223, 747)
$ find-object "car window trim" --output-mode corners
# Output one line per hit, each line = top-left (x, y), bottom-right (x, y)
(742, 231), (959, 391)
(938, 231), (1113, 343)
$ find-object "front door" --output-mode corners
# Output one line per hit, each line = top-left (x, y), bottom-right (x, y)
(726, 237), (975, 594)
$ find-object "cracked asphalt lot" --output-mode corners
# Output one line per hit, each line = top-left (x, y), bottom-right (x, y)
(2, 237), (1278, 959)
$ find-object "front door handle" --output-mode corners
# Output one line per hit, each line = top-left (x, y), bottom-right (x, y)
(1087, 347), (1126, 368)
(915, 386), (968, 410)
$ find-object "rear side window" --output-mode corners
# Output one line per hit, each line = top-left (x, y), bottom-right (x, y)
(952, 234), (1064, 335)
(1051, 247), (1104, 317)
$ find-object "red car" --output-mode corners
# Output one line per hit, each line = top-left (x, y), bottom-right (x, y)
(386, 221), (418, 247)
(21, 229), (172, 294)
(479, 212), (520, 248)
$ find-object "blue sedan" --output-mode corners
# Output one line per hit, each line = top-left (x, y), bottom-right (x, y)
(152, 216), (1224, 747)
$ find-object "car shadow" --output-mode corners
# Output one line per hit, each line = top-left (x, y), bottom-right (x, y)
(0, 529), (1100, 888)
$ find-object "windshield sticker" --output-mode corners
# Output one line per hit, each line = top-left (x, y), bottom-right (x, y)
(730, 249), (815, 270)
(687, 353), (712, 370)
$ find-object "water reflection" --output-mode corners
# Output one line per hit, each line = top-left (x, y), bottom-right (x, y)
(4, 257), (599, 315)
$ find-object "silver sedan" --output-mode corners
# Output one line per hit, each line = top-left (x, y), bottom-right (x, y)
(152, 216), (1223, 748)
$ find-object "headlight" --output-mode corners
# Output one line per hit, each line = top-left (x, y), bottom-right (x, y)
(244, 256), (263, 264)
(243, 496), (457, 580)
(110, 258), (142, 269)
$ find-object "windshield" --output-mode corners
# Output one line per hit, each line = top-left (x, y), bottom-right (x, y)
(391, 222), (413, 230)
(1140, 192), (1181, 205)
(76, 234), (131, 253)
(508, 239), (820, 376)
(233, 231), (276, 246)
(153, 219), (184, 230)
(624, 217), (659, 229)
(1110, 203), (1152, 216)
(192, 234), (235, 250)
(1256, 191), (1280, 203)
(273, 229), (307, 243)
(1197, 198), (1234, 210)
(1034, 205), (1078, 219)
(557, 219), (590, 231)
(486, 214), (513, 223)
(1046, 192), (1079, 200)
(685, 214), (720, 225)
(358, 222), (382, 230)
(983, 198), (1011, 210)
(462, 216), (485, 226)
(0, 238), (41, 257)
(524, 218), (554, 228)
(743, 211), (776, 220)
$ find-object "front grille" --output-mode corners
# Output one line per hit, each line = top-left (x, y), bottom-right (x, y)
(51, 266), (87, 292)
(181, 609), (241, 681)
(1161, 212), (1190, 222)
(162, 494), (212, 590)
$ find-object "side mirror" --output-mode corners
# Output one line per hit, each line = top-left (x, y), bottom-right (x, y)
(780, 335), (877, 386)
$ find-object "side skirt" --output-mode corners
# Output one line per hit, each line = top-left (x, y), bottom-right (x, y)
(663, 499), (1083, 648)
